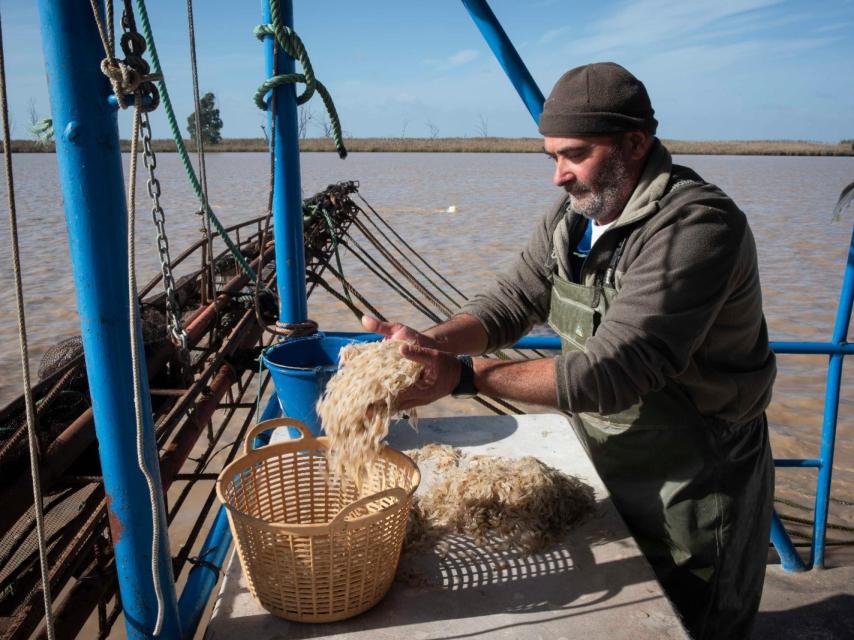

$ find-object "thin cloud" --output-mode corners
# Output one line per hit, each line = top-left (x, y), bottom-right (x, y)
(424, 48), (481, 72)
(641, 35), (837, 74)
(447, 49), (480, 67)
(544, 0), (785, 57)
(811, 21), (854, 33)
(539, 26), (569, 45)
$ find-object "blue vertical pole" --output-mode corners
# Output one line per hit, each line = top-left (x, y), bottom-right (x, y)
(811, 222), (854, 568)
(461, 0), (545, 125)
(36, 1), (180, 637)
(262, 0), (308, 324)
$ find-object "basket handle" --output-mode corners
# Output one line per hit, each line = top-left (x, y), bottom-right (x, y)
(243, 417), (314, 454)
(330, 486), (408, 531)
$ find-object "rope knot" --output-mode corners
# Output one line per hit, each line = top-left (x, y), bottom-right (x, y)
(100, 58), (162, 112)
(101, 57), (141, 109)
(273, 319), (319, 338)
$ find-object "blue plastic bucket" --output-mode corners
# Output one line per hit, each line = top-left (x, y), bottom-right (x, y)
(261, 333), (357, 436)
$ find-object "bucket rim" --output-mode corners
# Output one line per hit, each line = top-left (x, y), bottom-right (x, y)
(261, 332), (356, 373)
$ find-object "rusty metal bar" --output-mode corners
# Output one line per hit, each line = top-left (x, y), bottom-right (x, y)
(159, 317), (264, 491)
(155, 257), (275, 448)
(172, 365), (273, 575)
(167, 336), (273, 524)
(0, 336), (182, 534)
(138, 214), (269, 298)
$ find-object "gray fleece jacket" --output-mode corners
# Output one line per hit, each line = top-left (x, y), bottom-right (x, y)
(459, 140), (776, 424)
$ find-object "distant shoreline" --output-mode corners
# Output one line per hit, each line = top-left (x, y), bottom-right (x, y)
(5, 137), (853, 156)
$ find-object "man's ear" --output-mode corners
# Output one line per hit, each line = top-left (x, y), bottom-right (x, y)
(624, 130), (652, 160)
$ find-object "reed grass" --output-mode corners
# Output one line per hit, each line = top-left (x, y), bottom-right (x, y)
(3, 137), (852, 156)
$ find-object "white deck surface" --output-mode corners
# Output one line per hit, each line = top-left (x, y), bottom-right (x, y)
(206, 413), (687, 639)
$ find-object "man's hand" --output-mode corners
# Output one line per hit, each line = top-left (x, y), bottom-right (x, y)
(394, 343), (461, 410)
(361, 315), (442, 350)
(362, 315), (459, 410)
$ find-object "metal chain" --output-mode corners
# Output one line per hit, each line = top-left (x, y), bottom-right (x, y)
(140, 113), (190, 355)
(131, 0), (258, 283)
(90, 0), (160, 112)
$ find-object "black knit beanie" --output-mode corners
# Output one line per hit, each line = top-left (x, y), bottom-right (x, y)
(538, 62), (658, 136)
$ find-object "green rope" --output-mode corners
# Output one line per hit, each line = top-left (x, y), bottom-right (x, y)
(29, 117), (54, 142)
(318, 207), (352, 304)
(254, 4), (347, 159)
(133, 0), (258, 283)
(253, 24), (316, 105)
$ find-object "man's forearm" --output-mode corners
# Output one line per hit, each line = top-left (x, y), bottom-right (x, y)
(472, 356), (559, 407)
(423, 313), (490, 355)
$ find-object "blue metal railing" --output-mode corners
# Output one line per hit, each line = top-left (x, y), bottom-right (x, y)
(176, 391), (281, 639)
(35, 0), (850, 636)
(461, 0), (545, 125)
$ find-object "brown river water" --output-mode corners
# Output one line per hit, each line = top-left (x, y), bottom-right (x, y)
(1, 150), (853, 538)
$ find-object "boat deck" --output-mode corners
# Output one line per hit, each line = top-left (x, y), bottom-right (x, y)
(206, 413), (688, 639)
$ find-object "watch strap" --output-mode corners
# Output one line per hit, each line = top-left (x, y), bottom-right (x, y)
(452, 355), (477, 398)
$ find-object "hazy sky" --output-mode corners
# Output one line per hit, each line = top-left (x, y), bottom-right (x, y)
(3, 0), (853, 142)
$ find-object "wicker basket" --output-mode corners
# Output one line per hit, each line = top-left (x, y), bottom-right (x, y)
(216, 417), (420, 623)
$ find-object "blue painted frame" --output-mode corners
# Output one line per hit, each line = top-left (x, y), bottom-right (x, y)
(261, 0), (309, 325)
(35, 0), (181, 636)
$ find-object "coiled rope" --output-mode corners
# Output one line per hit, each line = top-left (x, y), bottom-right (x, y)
(29, 117), (54, 142)
(254, 0), (347, 159)
(0, 12), (56, 640)
(89, 0), (161, 110)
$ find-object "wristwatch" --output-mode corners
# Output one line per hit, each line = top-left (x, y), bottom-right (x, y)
(452, 355), (478, 399)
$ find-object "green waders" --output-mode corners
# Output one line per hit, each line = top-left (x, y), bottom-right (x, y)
(548, 249), (774, 640)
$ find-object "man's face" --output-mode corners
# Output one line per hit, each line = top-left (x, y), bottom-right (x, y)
(543, 134), (635, 224)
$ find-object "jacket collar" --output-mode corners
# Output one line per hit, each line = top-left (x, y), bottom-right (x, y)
(611, 138), (672, 229)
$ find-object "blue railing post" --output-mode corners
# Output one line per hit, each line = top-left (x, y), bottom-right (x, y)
(770, 511), (807, 572)
(36, 1), (180, 637)
(811, 222), (854, 568)
(176, 391), (282, 639)
(261, 0), (308, 324)
(461, 0), (546, 126)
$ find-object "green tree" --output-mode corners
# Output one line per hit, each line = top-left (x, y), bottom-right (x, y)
(187, 92), (223, 144)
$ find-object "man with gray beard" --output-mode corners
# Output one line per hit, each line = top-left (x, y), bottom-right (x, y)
(364, 62), (776, 639)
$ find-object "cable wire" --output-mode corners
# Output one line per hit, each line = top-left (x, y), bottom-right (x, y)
(0, 12), (56, 639)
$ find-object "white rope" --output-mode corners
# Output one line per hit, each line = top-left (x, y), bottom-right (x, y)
(128, 93), (166, 636)
(0, 11), (57, 640)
